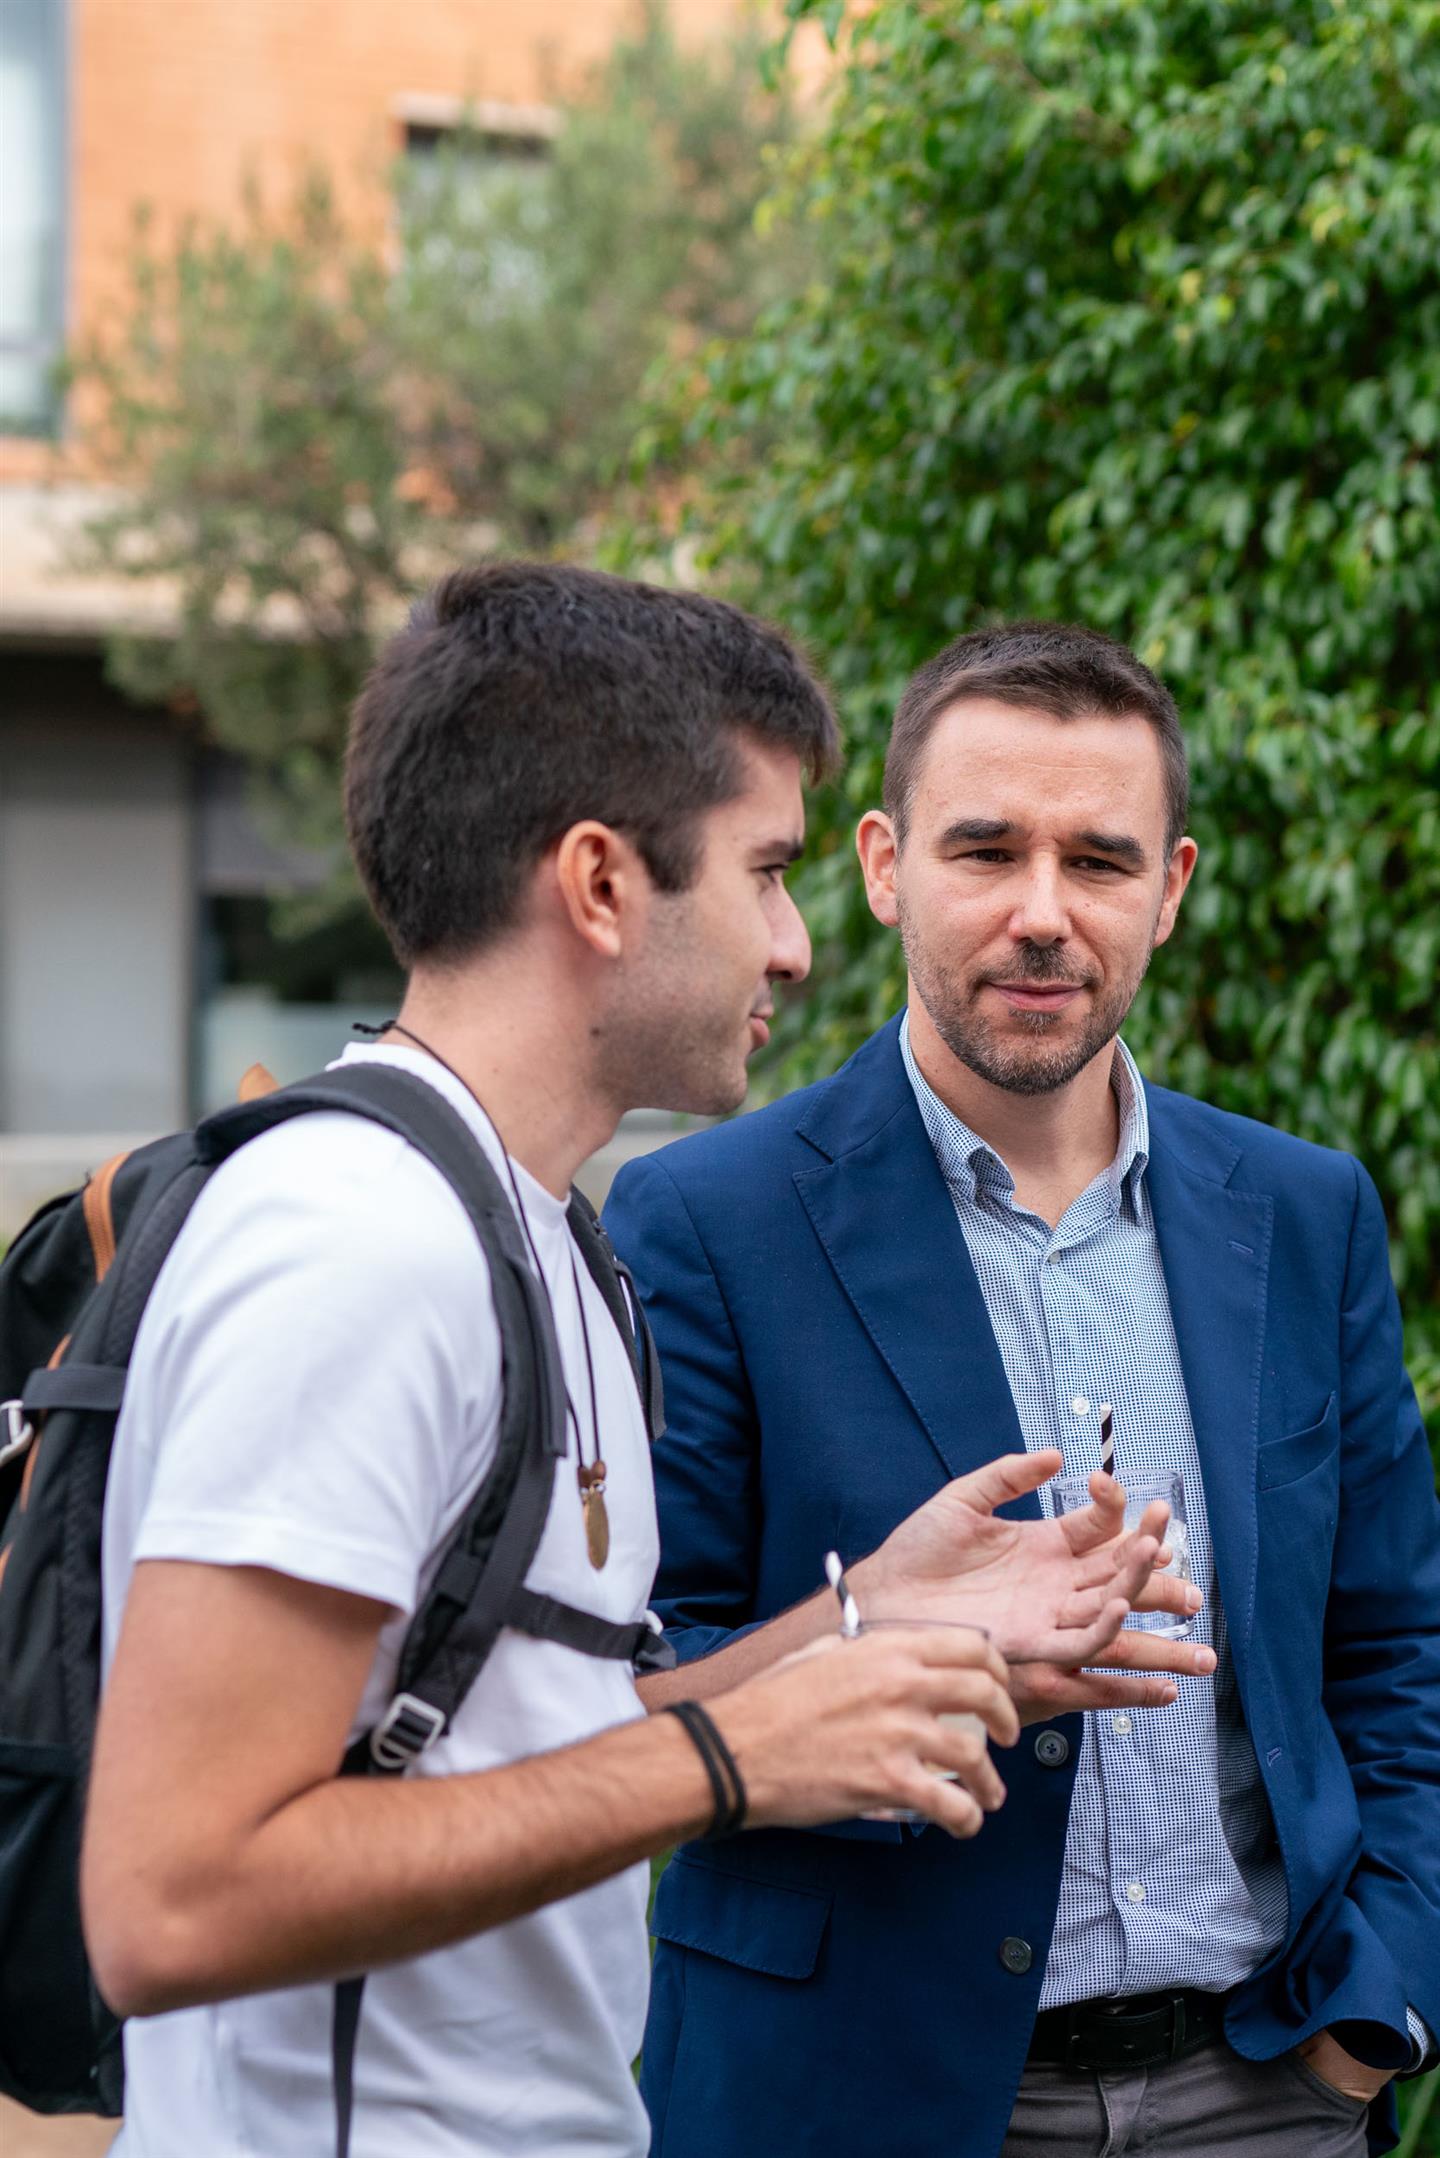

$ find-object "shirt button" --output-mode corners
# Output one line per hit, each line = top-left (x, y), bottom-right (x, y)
(1125, 1880), (1146, 1904)
(1110, 1714), (1133, 1737)
(999, 1937), (1034, 1975)
(1070, 1395), (1090, 1417)
(1034, 1729), (1070, 1768)
(1046, 1251), (1061, 1266)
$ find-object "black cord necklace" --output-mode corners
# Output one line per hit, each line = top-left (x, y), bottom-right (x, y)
(366, 1019), (611, 1569)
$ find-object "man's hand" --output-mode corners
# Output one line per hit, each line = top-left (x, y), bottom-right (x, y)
(1006, 1625), (1216, 1724)
(712, 1624), (1019, 1840)
(640, 1450), (1212, 1727)
(850, 1450), (1208, 1683)
(1297, 2031), (1394, 2104)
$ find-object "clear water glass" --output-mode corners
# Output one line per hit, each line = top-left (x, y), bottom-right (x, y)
(1052, 1467), (1196, 1640)
(848, 1617), (992, 1825)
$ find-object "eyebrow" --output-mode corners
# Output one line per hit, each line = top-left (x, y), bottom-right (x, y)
(1075, 828), (1149, 869)
(939, 818), (1016, 846)
(938, 817), (1149, 869)
(751, 835), (806, 865)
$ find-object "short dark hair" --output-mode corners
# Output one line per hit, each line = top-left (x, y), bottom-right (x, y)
(884, 621), (1189, 853)
(345, 562), (840, 966)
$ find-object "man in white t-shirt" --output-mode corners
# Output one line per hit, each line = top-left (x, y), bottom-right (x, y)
(82, 564), (1181, 2157)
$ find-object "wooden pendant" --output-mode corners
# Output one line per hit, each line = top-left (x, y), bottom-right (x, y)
(579, 1461), (610, 1570)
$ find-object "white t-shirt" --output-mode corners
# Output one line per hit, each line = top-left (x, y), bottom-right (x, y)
(101, 1045), (659, 2158)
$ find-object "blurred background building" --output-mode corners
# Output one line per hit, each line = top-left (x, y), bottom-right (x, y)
(3, 3), (1438, 2150)
(0, 0), (746, 1239)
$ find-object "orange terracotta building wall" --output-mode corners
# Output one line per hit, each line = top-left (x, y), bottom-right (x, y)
(0, 0), (749, 478)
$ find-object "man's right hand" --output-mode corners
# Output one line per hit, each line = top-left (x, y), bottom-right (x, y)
(709, 1625), (1019, 1838)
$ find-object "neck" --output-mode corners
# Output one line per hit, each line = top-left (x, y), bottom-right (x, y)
(385, 954), (618, 1200)
(906, 991), (1121, 1225)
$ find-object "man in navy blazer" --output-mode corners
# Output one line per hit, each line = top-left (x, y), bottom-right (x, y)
(607, 622), (1440, 2157)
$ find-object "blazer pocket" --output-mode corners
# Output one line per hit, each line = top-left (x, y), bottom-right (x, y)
(1257, 1394), (1340, 1493)
(652, 1854), (833, 1980)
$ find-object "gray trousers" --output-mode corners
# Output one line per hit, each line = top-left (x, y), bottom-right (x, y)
(1001, 2039), (1371, 2156)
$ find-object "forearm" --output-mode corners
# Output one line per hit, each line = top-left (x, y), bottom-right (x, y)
(637, 1587), (836, 1709)
(90, 1711), (712, 2017)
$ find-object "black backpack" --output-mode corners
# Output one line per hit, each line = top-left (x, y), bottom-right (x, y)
(0, 1062), (668, 2151)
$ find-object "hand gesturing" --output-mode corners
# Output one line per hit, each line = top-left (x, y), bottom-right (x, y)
(849, 1449), (1214, 1720)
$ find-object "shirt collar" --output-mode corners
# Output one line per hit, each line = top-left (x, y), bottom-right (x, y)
(898, 1008), (1150, 1218)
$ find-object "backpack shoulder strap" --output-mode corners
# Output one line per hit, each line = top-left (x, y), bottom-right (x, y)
(208, 1068), (664, 1700)
(277, 1074), (669, 2158)
(566, 1186), (665, 1443)
(32, 1152), (218, 1399)
(203, 1060), (584, 1683)
(197, 1067), (548, 1307)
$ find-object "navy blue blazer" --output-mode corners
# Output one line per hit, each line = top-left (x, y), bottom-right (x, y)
(606, 1016), (1440, 2158)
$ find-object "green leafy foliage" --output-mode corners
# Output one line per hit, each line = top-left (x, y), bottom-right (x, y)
(68, 2), (795, 890)
(395, 9), (800, 553)
(649, 0), (1440, 1448)
(1398, 2061), (1440, 2158)
(73, 173), (410, 860)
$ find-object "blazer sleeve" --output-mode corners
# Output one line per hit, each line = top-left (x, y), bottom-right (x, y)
(1320, 1157), (1440, 2055)
(605, 1148), (763, 1665)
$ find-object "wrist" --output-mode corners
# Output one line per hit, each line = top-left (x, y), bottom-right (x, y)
(699, 1683), (791, 1831)
(651, 1708), (729, 1847)
(661, 1702), (746, 1839)
(846, 1547), (897, 1611)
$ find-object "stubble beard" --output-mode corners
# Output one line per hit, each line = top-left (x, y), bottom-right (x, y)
(595, 926), (755, 1120)
(898, 899), (1152, 1099)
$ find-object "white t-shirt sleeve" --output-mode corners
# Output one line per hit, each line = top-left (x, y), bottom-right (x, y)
(126, 1118), (501, 1618)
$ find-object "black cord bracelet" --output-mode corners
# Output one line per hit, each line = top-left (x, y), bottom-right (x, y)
(663, 1700), (747, 1838)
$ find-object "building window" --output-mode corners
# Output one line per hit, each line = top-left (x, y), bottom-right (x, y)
(394, 95), (556, 312)
(0, 0), (67, 436)
(395, 91), (557, 159)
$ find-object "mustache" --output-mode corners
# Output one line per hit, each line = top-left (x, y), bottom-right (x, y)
(986, 947), (1095, 988)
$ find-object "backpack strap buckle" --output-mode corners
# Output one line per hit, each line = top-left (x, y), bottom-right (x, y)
(634, 1611), (678, 1675)
(0, 1401), (36, 1470)
(368, 1692), (447, 1773)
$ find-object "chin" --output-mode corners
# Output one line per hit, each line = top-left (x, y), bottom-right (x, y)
(703, 1064), (751, 1117)
(641, 1057), (749, 1120)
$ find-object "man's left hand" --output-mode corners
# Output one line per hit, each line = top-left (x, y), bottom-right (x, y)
(851, 1449), (1208, 1672)
(1298, 2030), (1394, 2103)
(1006, 1629), (1217, 1724)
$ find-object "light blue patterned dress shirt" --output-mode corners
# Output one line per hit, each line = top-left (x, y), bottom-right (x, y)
(899, 1012), (1289, 2007)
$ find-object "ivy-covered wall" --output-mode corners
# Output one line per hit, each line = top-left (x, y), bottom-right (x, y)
(665, 0), (1440, 1450)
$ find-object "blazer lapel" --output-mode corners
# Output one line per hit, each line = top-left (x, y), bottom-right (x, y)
(791, 1020), (1032, 1501)
(1144, 1089), (1273, 1656)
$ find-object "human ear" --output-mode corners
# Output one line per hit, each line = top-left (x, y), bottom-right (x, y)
(551, 821), (640, 960)
(856, 810), (901, 928)
(1152, 835), (1199, 949)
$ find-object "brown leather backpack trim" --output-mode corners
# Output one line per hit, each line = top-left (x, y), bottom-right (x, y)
(238, 1062), (279, 1101)
(18, 1437), (41, 1513)
(82, 1153), (129, 1284)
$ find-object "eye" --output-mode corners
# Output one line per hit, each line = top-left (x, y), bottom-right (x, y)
(958, 848), (1012, 864)
(1073, 857), (1126, 875)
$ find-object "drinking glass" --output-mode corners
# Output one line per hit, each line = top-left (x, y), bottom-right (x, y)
(1051, 1468), (1196, 1640)
(848, 1617), (992, 1825)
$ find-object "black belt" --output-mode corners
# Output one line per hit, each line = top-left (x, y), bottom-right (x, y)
(1028, 1988), (1231, 2072)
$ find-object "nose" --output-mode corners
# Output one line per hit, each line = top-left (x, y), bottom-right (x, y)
(1009, 854), (1070, 947)
(768, 882), (812, 986)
